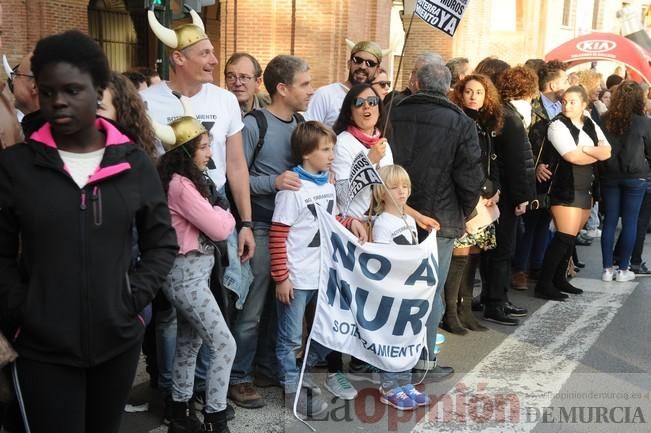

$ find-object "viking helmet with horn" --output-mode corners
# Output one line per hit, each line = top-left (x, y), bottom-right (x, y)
(345, 39), (393, 63)
(147, 6), (208, 51)
(151, 96), (207, 153)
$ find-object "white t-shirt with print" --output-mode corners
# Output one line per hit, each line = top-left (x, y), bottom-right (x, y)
(272, 179), (337, 290)
(373, 212), (418, 246)
(141, 82), (244, 188)
(333, 130), (393, 219)
(304, 82), (349, 127)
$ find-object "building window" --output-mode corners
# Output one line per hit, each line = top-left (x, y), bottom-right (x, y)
(562, 0), (572, 27)
(592, 0), (600, 29)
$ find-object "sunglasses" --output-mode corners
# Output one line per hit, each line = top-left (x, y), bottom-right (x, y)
(373, 80), (391, 89)
(351, 56), (379, 68)
(352, 95), (380, 108)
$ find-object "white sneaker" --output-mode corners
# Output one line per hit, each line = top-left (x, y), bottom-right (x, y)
(602, 268), (614, 282)
(324, 372), (358, 400)
(615, 269), (635, 282)
(587, 228), (602, 238)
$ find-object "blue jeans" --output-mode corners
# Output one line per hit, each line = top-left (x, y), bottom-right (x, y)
(601, 178), (646, 269)
(420, 236), (454, 362)
(230, 222), (277, 384)
(275, 290), (330, 394)
(513, 209), (551, 272)
(156, 304), (210, 396)
(381, 370), (412, 391)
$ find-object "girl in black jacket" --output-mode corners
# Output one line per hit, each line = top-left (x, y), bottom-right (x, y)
(0, 31), (177, 433)
(600, 81), (651, 282)
(445, 74), (502, 334)
(481, 66), (537, 326)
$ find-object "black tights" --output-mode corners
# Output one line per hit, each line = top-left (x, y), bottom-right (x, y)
(14, 341), (141, 433)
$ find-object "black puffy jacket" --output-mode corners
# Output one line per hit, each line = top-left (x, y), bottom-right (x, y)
(494, 103), (536, 206)
(0, 118), (178, 367)
(388, 91), (483, 239)
(600, 114), (651, 180)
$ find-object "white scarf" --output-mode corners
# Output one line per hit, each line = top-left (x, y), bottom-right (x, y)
(510, 99), (532, 129)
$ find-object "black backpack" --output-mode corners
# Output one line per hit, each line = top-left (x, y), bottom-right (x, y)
(245, 109), (305, 170)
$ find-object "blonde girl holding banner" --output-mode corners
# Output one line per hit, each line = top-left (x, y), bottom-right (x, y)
(371, 165), (431, 411)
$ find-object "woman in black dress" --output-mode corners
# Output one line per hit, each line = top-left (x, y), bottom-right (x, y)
(535, 86), (611, 300)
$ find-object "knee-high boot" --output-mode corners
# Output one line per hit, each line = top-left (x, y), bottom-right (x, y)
(534, 233), (571, 301)
(458, 254), (488, 331)
(553, 235), (583, 294)
(441, 255), (469, 335)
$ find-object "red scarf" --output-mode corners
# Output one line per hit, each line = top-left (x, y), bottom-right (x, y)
(346, 126), (382, 149)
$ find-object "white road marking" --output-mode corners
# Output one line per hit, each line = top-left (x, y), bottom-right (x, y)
(411, 278), (638, 433)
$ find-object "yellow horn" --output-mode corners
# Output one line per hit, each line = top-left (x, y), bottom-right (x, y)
(150, 116), (177, 149)
(188, 8), (206, 32)
(345, 38), (356, 49)
(147, 10), (178, 49)
(179, 96), (197, 118)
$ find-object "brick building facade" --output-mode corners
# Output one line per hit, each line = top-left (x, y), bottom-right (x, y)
(0, 1), (636, 90)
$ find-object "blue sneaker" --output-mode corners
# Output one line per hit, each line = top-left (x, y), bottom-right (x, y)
(436, 333), (446, 345)
(379, 386), (417, 411)
(401, 383), (431, 406)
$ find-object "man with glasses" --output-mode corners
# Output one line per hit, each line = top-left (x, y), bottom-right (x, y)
(305, 40), (383, 127)
(224, 52), (270, 116)
(11, 53), (38, 122)
(0, 4), (22, 149)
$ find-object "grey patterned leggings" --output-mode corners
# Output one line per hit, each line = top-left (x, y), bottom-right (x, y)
(162, 252), (236, 413)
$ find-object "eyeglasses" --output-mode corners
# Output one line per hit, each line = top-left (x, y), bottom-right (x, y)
(11, 72), (34, 80)
(351, 56), (379, 68)
(225, 73), (255, 84)
(352, 95), (380, 108)
(373, 80), (391, 89)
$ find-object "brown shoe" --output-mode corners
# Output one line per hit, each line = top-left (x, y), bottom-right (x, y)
(228, 382), (265, 409)
(511, 271), (528, 291)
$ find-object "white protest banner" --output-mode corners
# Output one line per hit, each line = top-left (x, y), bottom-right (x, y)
(310, 205), (439, 372)
(348, 151), (383, 204)
(415, 0), (471, 36)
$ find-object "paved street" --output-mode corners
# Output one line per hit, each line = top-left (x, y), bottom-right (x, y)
(121, 235), (651, 433)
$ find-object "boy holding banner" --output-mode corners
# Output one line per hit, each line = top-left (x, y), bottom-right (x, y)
(269, 122), (367, 418)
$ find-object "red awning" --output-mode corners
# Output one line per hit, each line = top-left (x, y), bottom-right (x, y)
(544, 32), (651, 83)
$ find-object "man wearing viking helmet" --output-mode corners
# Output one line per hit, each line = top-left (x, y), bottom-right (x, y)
(141, 7), (254, 422)
(142, 6), (254, 259)
(305, 39), (389, 127)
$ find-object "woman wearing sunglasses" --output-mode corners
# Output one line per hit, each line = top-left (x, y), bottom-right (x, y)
(372, 68), (391, 101)
(333, 84), (393, 220)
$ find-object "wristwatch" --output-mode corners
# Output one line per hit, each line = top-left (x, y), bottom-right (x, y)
(240, 221), (253, 229)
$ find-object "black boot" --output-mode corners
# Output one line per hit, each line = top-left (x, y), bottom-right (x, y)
(554, 236), (583, 294)
(458, 254), (488, 331)
(441, 255), (469, 335)
(167, 400), (202, 433)
(535, 233), (571, 301)
(203, 409), (230, 433)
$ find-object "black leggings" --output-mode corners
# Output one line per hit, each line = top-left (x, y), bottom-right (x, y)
(14, 341), (141, 433)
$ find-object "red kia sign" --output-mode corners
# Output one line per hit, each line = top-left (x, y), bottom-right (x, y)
(576, 40), (617, 53)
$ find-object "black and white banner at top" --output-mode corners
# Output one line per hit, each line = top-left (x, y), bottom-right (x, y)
(348, 151), (383, 203)
(415, 0), (470, 36)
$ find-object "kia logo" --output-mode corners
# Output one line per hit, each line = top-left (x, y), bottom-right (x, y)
(577, 40), (616, 53)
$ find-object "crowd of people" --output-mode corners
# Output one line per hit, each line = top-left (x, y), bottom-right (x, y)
(1, 5), (651, 433)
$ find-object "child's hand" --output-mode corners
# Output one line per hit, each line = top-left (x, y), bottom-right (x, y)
(350, 220), (368, 244)
(276, 279), (294, 305)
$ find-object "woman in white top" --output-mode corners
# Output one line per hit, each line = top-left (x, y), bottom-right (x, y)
(535, 86), (611, 301)
(332, 84), (439, 229)
(329, 83), (439, 382)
